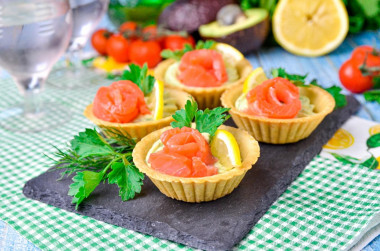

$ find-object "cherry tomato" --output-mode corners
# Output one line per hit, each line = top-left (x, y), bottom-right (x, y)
(91, 29), (112, 55)
(351, 45), (380, 68)
(142, 25), (158, 40)
(339, 59), (373, 93)
(119, 21), (137, 33)
(129, 40), (162, 68)
(106, 34), (130, 63)
(164, 35), (195, 51)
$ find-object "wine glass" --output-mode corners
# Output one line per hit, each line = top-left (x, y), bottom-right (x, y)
(47, 0), (109, 89)
(0, 0), (73, 133)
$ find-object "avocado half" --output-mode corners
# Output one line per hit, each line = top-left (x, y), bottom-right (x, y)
(199, 8), (269, 54)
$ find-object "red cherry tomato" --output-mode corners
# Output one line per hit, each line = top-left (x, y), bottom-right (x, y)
(164, 35), (195, 51)
(91, 29), (112, 55)
(142, 25), (158, 40)
(106, 34), (130, 63)
(119, 21), (137, 33)
(339, 59), (373, 93)
(129, 40), (162, 68)
(351, 45), (380, 67)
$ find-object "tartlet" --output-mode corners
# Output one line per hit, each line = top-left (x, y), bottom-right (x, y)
(221, 85), (335, 144)
(132, 125), (260, 202)
(84, 88), (192, 141)
(155, 58), (252, 109)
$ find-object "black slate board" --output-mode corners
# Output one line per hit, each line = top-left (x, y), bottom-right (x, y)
(23, 96), (360, 251)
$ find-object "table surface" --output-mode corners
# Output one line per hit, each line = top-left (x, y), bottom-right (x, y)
(0, 16), (379, 250)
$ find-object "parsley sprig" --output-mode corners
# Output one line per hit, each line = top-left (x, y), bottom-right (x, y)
(48, 128), (143, 210)
(271, 68), (347, 108)
(121, 63), (155, 96)
(161, 40), (216, 61)
(171, 99), (230, 137)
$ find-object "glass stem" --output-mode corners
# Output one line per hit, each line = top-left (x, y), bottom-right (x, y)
(16, 74), (45, 117)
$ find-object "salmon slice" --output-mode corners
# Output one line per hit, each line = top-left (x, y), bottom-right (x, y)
(149, 127), (217, 177)
(93, 80), (150, 123)
(178, 49), (228, 87)
(246, 77), (302, 119)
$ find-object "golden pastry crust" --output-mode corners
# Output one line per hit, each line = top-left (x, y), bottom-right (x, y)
(154, 58), (252, 109)
(84, 88), (192, 141)
(221, 85), (335, 144)
(132, 125), (260, 202)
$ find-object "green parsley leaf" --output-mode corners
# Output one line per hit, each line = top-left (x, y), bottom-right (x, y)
(323, 86), (347, 108)
(171, 99), (198, 128)
(161, 40), (215, 61)
(81, 57), (95, 67)
(121, 63), (155, 95)
(108, 161), (144, 201)
(363, 89), (380, 104)
(70, 128), (114, 159)
(51, 128), (143, 209)
(271, 68), (307, 86)
(195, 107), (230, 137)
(68, 171), (105, 210)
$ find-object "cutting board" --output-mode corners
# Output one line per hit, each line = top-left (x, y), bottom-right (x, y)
(23, 96), (360, 250)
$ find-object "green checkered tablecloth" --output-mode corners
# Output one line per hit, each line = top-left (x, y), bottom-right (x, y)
(0, 77), (379, 250)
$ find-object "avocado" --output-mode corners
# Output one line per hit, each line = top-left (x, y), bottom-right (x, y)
(199, 8), (269, 54)
(158, 0), (236, 33)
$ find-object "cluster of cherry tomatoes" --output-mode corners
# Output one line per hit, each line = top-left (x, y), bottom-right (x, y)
(91, 22), (195, 68)
(339, 45), (380, 93)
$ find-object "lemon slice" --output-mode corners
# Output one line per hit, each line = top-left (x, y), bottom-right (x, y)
(272, 0), (349, 57)
(243, 67), (268, 93)
(210, 129), (242, 169)
(93, 56), (127, 72)
(214, 42), (244, 66)
(152, 80), (164, 120)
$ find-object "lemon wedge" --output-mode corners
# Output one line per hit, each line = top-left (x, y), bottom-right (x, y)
(210, 129), (242, 169)
(272, 0), (348, 57)
(152, 80), (164, 120)
(323, 128), (354, 150)
(243, 67), (268, 94)
(214, 42), (244, 66)
(93, 56), (128, 72)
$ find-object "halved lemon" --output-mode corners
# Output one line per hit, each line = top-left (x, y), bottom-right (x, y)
(93, 56), (128, 72)
(214, 42), (244, 66)
(272, 0), (349, 57)
(152, 80), (164, 120)
(243, 67), (268, 94)
(323, 128), (354, 150)
(210, 129), (242, 169)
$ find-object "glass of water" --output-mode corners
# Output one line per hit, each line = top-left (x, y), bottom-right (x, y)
(48, 0), (109, 89)
(0, 0), (73, 133)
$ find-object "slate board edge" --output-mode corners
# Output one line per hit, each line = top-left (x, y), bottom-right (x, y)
(22, 96), (360, 251)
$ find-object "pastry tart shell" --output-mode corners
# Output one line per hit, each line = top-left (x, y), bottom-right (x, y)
(84, 88), (192, 141)
(154, 59), (252, 110)
(221, 85), (335, 144)
(132, 125), (260, 202)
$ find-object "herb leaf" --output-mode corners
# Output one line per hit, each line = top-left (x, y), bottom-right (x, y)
(51, 128), (143, 209)
(68, 171), (105, 210)
(271, 68), (307, 86)
(171, 99), (198, 128)
(108, 161), (144, 201)
(363, 89), (380, 104)
(195, 107), (230, 137)
(121, 63), (155, 95)
(70, 129), (114, 159)
(161, 40), (216, 61)
(323, 86), (347, 108)
(171, 99), (230, 136)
